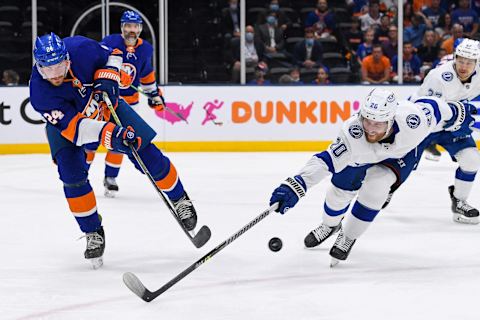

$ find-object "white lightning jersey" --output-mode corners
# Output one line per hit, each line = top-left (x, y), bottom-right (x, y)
(412, 60), (480, 101)
(297, 97), (455, 189)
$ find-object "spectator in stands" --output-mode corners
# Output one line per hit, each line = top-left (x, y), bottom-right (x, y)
(305, 0), (336, 39)
(441, 23), (463, 54)
(344, 17), (363, 51)
(404, 13), (431, 48)
(432, 47), (447, 67)
(231, 25), (266, 83)
(346, 0), (369, 14)
(392, 41), (422, 83)
(417, 29), (440, 67)
(221, 0), (240, 41)
(356, 28), (375, 63)
(312, 66), (330, 84)
(258, 0), (292, 31)
(382, 25), (398, 60)
(360, 0), (382, 32)
(293, 27), (323, 69)
(361, 44), (391, 84)
(248, 62), (271, 85)
(451, 0), (479, 38)
(257, 11), (286, 55)
(403, 2), (414, 28)
(374, 15), (391, 43)
(278, 74), (295, 84)
(289, 67), (304, 84)
(2, 69), (19, 86)
(436, 12), (452, 40)
(423, 0), (446, 28)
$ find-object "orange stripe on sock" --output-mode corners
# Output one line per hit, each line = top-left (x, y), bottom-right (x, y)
(67, 191), (97, 216)
(85, 150), (96, 164)
(155, 163), (178, 191)
(105, 151), (124, 167)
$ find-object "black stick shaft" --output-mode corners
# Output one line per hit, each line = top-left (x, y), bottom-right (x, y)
(143, 203), (278, 301)
(102, 93), (201, 246)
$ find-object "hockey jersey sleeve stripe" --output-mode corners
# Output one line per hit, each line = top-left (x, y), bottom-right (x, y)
(414, 98), (442, 124)
(67, 190), (97, 217)
(155, 162), (179, 191)
(122, 93), (139, 105)
(315, 151), (335, 173)
(140, 71), (156, 85)
(61, 113), (85, 143)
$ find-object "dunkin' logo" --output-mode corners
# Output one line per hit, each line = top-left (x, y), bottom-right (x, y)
(231, 100), (361, 124)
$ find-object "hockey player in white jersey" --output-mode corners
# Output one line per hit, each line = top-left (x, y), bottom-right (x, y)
(412, 38), (480, 224)
(269, 89), (476, 265)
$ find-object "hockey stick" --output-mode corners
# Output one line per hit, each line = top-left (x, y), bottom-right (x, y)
(102, 93), (211, 248)
(123, 203), (279, 302)
(129, 84), (189, 124)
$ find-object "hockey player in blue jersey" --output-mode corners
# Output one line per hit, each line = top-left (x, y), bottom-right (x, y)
(29, 33), (197, 269)
(84, 10), (165, 197)
(268, 89), (476, 266)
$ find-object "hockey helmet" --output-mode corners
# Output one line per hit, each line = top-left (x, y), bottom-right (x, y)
(120, 10), (143, 44)
(361, 88), (397, 123)
(121, 10), (143, 25)
(455, 38), (480, 62)
(33, 32), (70, 79)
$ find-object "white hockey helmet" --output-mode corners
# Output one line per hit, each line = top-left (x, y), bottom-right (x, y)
(455, 38), (480, 62)
(361, 88), (397, 122)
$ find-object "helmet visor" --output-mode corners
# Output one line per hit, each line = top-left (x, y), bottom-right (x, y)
(37, 60), (69, 79)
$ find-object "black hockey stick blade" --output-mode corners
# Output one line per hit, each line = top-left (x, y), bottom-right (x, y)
(123, 272), (153, 302)
(192, 225), (211, 248)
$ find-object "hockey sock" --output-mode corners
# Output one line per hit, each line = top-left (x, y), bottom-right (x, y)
(105, 151), (123, 178)
(345, 201), (379, 239)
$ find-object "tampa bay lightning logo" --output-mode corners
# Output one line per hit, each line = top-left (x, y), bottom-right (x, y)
(386, 93), (395, 103)
(348, 124), (363, 139)
(406, 114), (421, 129)
(442, 72), (453, 82)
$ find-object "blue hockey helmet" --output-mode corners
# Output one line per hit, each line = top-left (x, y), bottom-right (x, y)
(120, 10), (143, 24)
(33, 32), (69, 67)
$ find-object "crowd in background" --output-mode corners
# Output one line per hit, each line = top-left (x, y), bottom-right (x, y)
(221, 0), (480, 85)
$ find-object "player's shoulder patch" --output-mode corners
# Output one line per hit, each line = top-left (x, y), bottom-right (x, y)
(406, 114), (421, 129)
(442, 71), (454, 82)
(348, 124), (363, 139)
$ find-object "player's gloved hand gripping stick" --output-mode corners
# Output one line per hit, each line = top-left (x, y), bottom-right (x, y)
(102, 92), (211, 248)
(122, 203), (279, 302)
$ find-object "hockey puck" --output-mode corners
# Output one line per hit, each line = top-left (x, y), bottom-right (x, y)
(268, 237), (283, 252)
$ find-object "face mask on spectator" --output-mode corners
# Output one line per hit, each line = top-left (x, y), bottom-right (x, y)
(267, 16), (277, 25)
(270, 4), (280, 11)
(306, 38), (314, 46)
(246, 32), (254, 42)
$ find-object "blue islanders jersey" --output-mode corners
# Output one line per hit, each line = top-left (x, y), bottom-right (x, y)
(29, 36), (112, 145)
(101, 34), (156, 105)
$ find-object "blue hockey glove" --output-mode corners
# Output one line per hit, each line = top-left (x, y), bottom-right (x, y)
(100, 123), (142, 154)
(93, 67), (120, 108)
(146, 88), (165, 112)
(444, 101), (476, 136)
(269, 175), (307, 214)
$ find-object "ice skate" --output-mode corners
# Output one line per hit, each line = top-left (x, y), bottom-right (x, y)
(424, 144), (441, 161)
(329, 229), (356, 267)
(304, 223), (341, 248)
(83, 226), (105, 269)
(104, 177), (118, 198)
(449, 186), (479, 224)
(172, 192), (197, 231)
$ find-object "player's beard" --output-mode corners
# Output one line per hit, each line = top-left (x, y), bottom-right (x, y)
(48, 76), (65, 87)
(123, 32), (138, 46)
(364, 130), (386, 143)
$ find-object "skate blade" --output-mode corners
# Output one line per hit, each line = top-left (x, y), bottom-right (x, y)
(425, 153), (441, 161)
(89, 257), (104, 269)
(330, 258), (340, 268)
(104, 189), (117, 198)
(453, 214), (480, 225)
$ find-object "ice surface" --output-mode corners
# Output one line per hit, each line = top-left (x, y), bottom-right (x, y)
(1, 152), (480, 320)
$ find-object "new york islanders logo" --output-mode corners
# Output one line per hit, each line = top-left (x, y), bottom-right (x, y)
(119, 63), (137, 89)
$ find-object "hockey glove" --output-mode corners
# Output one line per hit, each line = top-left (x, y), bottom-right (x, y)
(93, 67), (120, 108)
(269, 175), (307, 214)
(146, 88), (165, 112)
(100, 123), (142, 154)
(444, 101), (476, 136)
